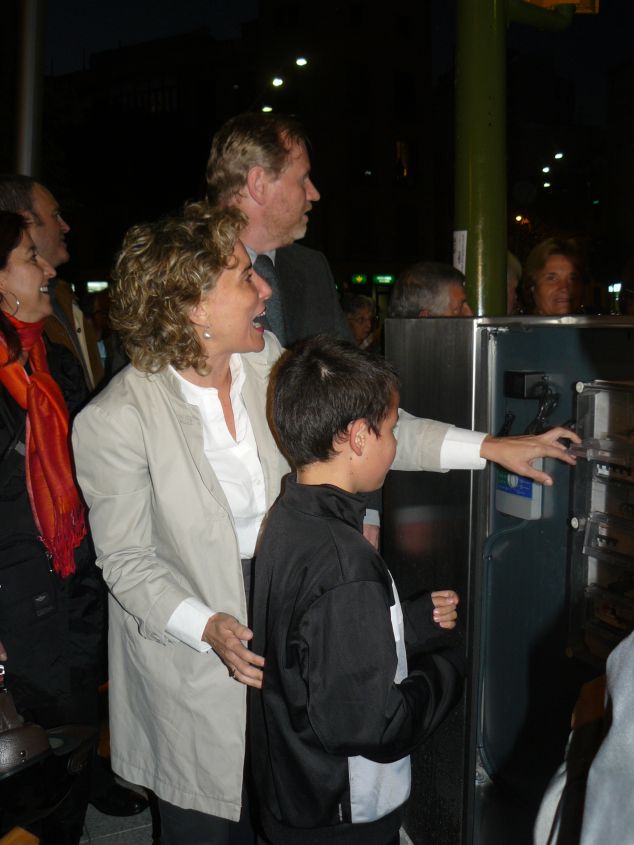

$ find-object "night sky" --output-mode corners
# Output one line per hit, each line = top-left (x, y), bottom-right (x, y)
(428, 1), (633, 126)
(48, 0), (633, 129)
(38, 0), (634, 283)
(47, 0), (258, 75)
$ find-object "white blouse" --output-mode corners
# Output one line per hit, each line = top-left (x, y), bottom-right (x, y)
(166, 355), (266, 651)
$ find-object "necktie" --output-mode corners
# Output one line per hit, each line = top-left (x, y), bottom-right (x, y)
(254, 254), (287, 346)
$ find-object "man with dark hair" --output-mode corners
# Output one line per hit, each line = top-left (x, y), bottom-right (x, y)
(388, 261), (473, 318)
(0, 174), (103, 390)
(251, 335), (463, 845)
(205, 113), (351, 347)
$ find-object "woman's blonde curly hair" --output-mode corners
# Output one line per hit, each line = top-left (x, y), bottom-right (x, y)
(110, 204), (246, 374)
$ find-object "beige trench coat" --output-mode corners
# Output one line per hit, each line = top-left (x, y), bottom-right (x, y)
(72, 333), (453, 820)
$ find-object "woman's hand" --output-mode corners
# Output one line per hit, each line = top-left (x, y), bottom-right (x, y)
(431, 590), (459, 629)
(480, 427), (581, 486)
(202, 613), (265, 689)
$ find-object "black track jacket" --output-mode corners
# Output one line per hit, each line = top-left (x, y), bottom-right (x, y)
(251, 476), (463, 845)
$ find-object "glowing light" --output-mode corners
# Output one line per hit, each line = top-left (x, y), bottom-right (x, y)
(296, 57), (308, 66)
(515, 215), (523, 222)
(87, 280), (109, 293)
(262, 105), (273, 113)
(554, 152), (564, 160)
(543, 182), (551, 188)
(272, 77), (284, 87)
(542, 166), (550, 173)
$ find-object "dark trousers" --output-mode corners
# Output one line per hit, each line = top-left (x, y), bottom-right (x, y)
(158, 795), (256, 845)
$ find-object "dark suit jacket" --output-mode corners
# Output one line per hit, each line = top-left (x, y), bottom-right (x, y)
(273, 244), (379, 514)
(274, 243), (353, 345)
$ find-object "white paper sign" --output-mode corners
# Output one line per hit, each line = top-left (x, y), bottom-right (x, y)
(453, 230), (467, 274)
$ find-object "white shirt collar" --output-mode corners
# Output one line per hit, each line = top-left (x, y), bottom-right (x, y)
(245, 245), (277, 265)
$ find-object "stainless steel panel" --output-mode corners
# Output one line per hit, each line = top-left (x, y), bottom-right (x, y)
(383, 316), (634, 845)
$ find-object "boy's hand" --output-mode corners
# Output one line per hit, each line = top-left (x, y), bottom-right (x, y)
(202, 612), (265, 689)
(431, 590), (459, 630)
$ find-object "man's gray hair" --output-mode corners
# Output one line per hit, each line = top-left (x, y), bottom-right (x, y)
(0, 174), (37, 217)
(388, 261), (466, 317)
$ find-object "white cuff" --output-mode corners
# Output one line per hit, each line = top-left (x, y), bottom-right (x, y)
(440, 427), (487, 470)
(166, 597), (216, 652)
(363, 508), (381, 527)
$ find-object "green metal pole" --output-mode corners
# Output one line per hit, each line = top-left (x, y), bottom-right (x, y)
(454, 1), (577, 316)
(454, 0), (508, 316)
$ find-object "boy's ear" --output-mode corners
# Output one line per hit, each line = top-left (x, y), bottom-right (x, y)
(349, 419), (368, 457)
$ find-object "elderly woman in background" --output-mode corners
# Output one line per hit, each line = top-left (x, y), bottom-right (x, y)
(72, 207), (581, 845)
(0, 211), (102, 844)
(341, 293), (379, 350)
(519, 237), (589, 316)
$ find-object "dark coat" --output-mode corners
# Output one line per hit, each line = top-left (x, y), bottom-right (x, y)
(0, 340), (102, 724)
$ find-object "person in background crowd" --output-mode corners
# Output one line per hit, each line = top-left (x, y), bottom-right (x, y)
(388, 261), (473, 318)
(518, 237), (589, 316)
(85, 289), (128, 381)
(0, 210), (103, 844)
(341, 293), (380, 350)
(0, 177), (148, 820)
(0, 174), (104, 391)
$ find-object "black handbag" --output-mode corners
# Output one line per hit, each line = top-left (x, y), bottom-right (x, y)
(0, 682), (50, 780)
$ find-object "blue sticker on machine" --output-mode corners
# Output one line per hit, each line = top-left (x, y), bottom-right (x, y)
(496, 468), (533, 499)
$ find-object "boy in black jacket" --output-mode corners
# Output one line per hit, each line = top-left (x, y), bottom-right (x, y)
(251, 335), (463, 845)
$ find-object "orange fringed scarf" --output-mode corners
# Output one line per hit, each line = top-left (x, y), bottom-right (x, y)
(0, 314), (86, 576)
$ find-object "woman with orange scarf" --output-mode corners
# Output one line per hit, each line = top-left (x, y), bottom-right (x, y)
(0, 210), (103, 844)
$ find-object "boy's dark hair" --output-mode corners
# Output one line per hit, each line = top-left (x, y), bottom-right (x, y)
(270, 335), (400, 468)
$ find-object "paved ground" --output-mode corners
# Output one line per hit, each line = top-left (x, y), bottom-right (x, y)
(79, 806), (414, 844)
(79, 804), (154, 844)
